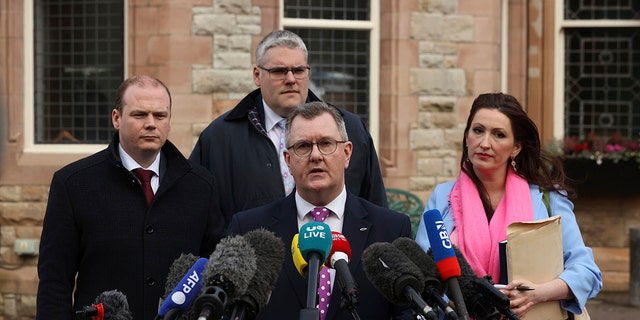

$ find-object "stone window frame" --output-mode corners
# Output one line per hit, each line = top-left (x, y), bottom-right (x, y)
(20, 1), (127, 166)
(553, 1), (640, 140)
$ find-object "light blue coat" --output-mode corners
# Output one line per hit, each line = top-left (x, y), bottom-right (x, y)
(415, 180), (603, 314)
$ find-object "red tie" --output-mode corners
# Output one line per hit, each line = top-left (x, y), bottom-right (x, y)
(132, 169), (154, 205)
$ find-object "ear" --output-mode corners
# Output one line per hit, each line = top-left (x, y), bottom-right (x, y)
(253, 66), (262, 87)
(343, 141), (353, 169)
(511, 142), (522, 158)
(112, 109), (120, 130)
(284, 149), (291, 168)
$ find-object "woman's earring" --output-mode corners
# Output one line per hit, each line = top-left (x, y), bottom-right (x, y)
(511, 156), (517, 172)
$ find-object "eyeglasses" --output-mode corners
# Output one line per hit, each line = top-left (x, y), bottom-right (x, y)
(287, 138), (348, 157)
(258, 66), (311, 80)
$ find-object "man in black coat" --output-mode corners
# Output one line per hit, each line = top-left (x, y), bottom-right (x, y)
(36, 75), (226, 320)
(190, 30), (387, 226)
(228, 102), (413, 320)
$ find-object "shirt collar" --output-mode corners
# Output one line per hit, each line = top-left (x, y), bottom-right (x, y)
(119, 144), (161, 176)
(295, 185), (347, 221)
(262, 99), (286, 132)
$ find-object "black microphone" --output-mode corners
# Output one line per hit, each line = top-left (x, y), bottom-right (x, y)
(75, 290), (133, 320)
(392, 237), (459, 320)
(452, 247), (520, 320)
(361, 242), (438, 320)
(193, 235), (258, 320)
(227, 228), (285, 320)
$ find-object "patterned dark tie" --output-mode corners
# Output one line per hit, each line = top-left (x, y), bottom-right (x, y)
(311, 207), (331, 320)
(132, 168), (154, 205)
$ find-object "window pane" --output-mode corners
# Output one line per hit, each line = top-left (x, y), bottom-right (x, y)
(34, 0), (124, 144)
(284, 0), (370, 20)
(288, 28), (371, 126)
(565, 0), (640, 20)
(564, 28), (640, 140)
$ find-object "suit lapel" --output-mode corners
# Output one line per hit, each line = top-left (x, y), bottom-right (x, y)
(270, 195), (308, 308)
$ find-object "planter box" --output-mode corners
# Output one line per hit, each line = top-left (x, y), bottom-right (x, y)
(562, 158), (640, 194)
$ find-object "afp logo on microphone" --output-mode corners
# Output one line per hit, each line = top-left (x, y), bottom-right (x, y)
(170, 268), (201, 305)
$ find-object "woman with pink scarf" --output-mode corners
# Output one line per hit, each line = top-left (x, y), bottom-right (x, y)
(415, 93), (601, 319)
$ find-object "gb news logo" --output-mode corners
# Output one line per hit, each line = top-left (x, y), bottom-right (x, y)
(302, 223), (328, 239)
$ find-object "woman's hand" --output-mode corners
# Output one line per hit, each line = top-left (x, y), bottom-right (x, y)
(498, 278), (573, 319)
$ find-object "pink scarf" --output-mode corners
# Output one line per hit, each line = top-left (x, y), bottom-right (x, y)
(449, 168), (534, 282)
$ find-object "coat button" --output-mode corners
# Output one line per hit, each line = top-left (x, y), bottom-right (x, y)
(146, 225), (154, 234)
(146, 277), (155, 286)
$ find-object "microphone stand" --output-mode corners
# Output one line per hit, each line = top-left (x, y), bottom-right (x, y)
(340, 299), (361, 320)
(337, 275), (361, 320)
(300, 252), (321, 320)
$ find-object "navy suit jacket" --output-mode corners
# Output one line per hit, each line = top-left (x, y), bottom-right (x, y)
(228, 190), (414, 320)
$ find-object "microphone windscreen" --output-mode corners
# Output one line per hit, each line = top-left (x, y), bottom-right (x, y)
(164, 253), (200, 296)
(157, 257), (208, 316)
(422, 209), (461, 280)
(93, 290), (132, 320)
(362, 242), (426, 305)
(242, 228), (285, 307)
(451, 245), (507, 318)
(298, 221), (332, 262)
(326, 231), (352, 267)
(392, 237), (443, 293)
(203, 235), (257, 301)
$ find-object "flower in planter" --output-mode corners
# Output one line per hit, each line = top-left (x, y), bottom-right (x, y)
(545, 132), (640, 166)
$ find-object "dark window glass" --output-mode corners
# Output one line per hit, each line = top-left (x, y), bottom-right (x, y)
(565, 0), (640, 20)
(284, 0), (370, 20)
(288, 28), (371, 125)
(34, 0), (124, 144)
(564, 28), (640, 140)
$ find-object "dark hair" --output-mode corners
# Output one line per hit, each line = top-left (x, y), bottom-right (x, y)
(114, 75), (172, 113)
(460, 93), (573, 205)
(284, 101), (348, 145)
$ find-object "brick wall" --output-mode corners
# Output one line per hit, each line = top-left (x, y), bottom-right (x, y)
(0, 185), (48, 319)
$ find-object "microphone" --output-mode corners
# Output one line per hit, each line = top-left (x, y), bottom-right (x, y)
(452, 247), (520, 320)
(193, 235), (258, 320)
(422, 209), (470, 320)
(296, 221), (332, 317)
(361, 242), (438, 320)
(156, 254), (208, 320)
(291, 233), (310, 277)
(227, 228), (285, 320)
(392, 237), (458, 320)
(325, 231), (359, 312)
(75, 290), (132, 320)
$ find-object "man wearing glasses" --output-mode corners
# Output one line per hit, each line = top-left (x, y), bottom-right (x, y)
(228, 101), (413, 320)
(190, 29), (388, 226)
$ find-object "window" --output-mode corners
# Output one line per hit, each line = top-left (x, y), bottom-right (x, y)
(561, 1), (640, 141)
(282, 0), (379, 133)
(32, 0), (124, 145)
